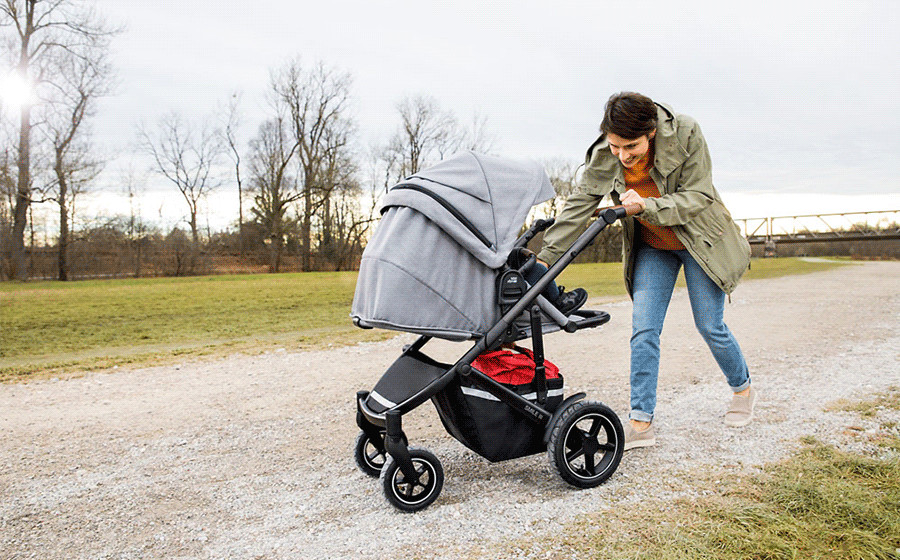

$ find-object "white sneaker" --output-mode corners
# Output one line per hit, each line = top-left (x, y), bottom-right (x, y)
(724, 386), (757, 427)
(624, 423), (656, 451)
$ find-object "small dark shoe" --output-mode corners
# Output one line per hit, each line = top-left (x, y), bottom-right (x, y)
(554, 287), (587, 316)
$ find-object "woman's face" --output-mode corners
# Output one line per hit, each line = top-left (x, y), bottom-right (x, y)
(607, 130), (656, 168)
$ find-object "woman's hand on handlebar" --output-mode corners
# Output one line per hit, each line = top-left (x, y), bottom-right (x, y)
(620, 189), (646, 212)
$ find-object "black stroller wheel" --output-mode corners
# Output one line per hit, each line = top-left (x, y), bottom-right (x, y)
(548, 400), (623, 488)
(380, 447), (444, 512)
(354, 431), (386, 477)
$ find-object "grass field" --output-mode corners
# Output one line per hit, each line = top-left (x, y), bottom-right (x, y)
(0, 257), (849, 379)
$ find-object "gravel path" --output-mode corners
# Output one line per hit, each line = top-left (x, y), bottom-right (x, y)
(2, 261), (898, 559)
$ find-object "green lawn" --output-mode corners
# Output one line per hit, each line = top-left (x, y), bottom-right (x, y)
(0, 271), (390, 378)
(0, 257), (849, 379)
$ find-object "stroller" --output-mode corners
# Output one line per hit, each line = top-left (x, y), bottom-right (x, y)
(351, 151), (636, 512)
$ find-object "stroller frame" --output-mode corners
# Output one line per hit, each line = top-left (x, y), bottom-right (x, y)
(355, 205), (637, 511)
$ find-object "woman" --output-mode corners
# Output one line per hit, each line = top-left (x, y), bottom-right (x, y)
(537, 92), (755, 450)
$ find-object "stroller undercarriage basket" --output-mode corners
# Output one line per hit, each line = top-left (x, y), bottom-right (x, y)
(364, 348), (566, 463)
(351, 152), (635, 511)
(432, 364), (565, 463)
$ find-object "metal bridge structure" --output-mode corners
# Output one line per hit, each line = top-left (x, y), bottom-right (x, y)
(737, 209), (900, 246)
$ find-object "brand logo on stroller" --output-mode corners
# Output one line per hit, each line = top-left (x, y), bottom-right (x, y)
(523, 404), (542, 419)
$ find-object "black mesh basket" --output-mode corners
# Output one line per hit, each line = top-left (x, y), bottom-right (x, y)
(432, 373), (563, 462)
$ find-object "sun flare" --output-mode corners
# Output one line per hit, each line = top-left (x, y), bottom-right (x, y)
(0, 73), (35, 109)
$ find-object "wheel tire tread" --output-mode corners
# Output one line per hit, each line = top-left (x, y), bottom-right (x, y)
(547, 400), (623, 488)
(379, 447), (444, 512)
(354, 431), (385, 478)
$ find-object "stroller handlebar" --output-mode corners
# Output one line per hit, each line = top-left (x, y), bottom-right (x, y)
(595, 204), (643, 224)
(620, 203), (644, 216)
(517, 203), (641, 249)
(531, 218), (555, 231)
(515, 217), (556, 247)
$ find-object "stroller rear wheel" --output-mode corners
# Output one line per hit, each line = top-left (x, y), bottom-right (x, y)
(354, 430), (387, 478)
(380, 447), (444, 512)
(548, 400), (623, 488)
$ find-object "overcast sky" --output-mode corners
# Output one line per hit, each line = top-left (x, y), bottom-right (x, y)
(71, 1), (900, 226)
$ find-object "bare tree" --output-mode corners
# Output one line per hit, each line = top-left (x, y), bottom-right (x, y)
(380, 95), (497, 186)
(118, 164), (148, 277)
(1, 0), (118, 280)
(137, 112), (224, 272)
(43, 33), (114, 280)
(219, 92), (245, 253)
(314, 135), (366, 270)
(461, 110), (498, 154)
(272, 59), (355, 271)
(384, 94), (459, 180)
(247, 116), (300, 272)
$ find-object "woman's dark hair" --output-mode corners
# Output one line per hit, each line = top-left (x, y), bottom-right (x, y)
(600, 92), (657, 140)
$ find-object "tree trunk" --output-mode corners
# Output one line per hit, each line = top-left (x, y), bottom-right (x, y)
(236, 165), (244, 257)
(301, 188), (312, 271)
(57, 172), (69, 281)
(189, 212), (200, 274)
(268, 219), (283, 273)
(8, 1), (37, 281)
(134, 239), (142, 279)
(11, 103), (31, 280)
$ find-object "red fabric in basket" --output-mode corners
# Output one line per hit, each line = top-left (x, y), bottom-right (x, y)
(472, 346), (560, 385)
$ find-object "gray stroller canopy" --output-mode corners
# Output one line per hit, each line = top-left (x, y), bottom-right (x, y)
(352, 151), (555, 340)
(381, 151), (555, 269)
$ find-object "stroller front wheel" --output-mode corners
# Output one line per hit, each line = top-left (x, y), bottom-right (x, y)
(354, 430), (387, 478)
(380, 447), (444, 512)
(548, 400), (624, 488)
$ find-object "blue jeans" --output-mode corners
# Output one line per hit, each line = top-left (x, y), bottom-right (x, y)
(525, 262), (560, 303)
(630, 245), (750, 422)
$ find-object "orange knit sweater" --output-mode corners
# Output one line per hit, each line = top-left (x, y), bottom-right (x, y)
(623, 145), (685, 251)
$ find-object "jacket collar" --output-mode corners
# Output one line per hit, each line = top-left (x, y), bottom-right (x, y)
(585, 103), (691, 178)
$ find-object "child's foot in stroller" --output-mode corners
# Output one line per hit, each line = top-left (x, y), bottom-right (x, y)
(553, 287), (588, 315)
(624, 420), (656, 451)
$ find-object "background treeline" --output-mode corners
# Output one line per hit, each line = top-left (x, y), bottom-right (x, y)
(13, 215), (898, 281)
(1, 2), (895, 282)
(2, 1), (611, 281)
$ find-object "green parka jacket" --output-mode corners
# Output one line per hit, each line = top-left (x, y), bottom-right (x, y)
(537, 103), (751, 296)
